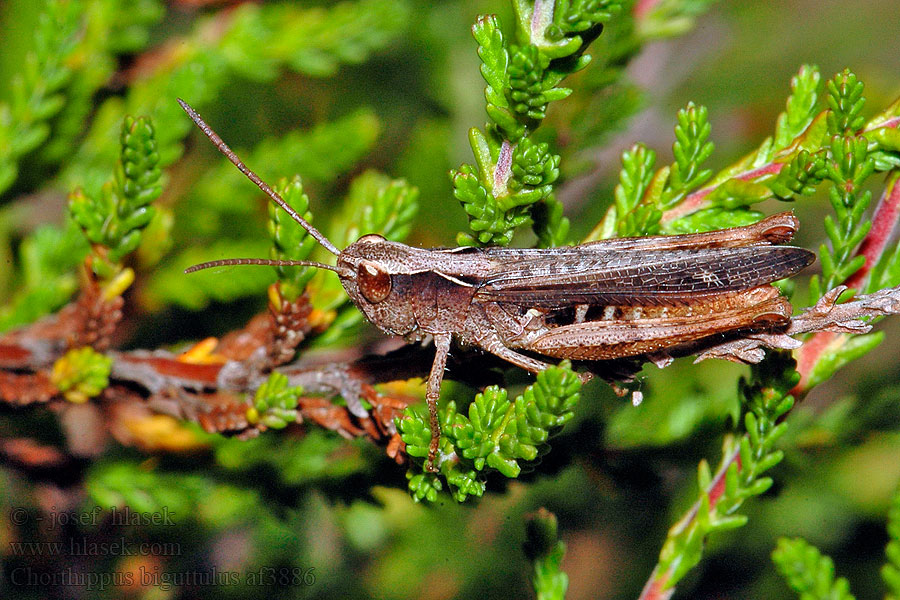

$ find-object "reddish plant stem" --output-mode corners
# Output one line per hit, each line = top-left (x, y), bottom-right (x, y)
(638, 572), (672, 600)
(660, 163), (784, 224)
(661, 114), (899, 225)
(844, 172), (900, 291)
(637, 447), (742, 600)
(494, 140), (514, 197)
(531, 0), (552, 40)
(633, 0), (660, 20)
(793, 331), (836, 392)
(876, 116), (900, 130)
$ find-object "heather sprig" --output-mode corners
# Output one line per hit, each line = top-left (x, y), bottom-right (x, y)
(453, 1), (623, 246)
(0, 0), (83, 196)
(772, 538), (856, 600)
(644, 352), (797, 594)
(69, 116), (162, 278)
(401, 362), (581, 502)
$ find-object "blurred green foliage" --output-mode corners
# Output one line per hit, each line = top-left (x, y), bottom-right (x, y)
(772, 537), (856, 600)
(2, 1), (900, 600)
(402, 362), (582, 502)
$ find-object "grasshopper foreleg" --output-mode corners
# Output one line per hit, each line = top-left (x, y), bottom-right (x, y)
(425, 333), (452, 472)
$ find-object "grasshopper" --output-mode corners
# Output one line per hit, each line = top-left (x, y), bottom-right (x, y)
(178, 99), (815, 471)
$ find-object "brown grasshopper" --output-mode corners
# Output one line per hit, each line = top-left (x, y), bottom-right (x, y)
(178, 99), (815, 471)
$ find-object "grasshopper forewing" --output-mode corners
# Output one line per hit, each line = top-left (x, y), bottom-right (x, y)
(178, 99), (815, 472)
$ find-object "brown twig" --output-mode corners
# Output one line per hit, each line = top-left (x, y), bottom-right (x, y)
(0, 286), (429, 460)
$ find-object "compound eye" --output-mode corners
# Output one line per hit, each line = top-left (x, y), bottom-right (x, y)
(357, 261), (391, 303)
(356, 233), (386, 244)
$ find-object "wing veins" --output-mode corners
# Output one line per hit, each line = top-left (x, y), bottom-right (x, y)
(476, 246), (814, 307)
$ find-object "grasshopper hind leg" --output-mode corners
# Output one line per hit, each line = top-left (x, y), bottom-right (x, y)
(524, 287), (791, 361)
(481, 334), (595, 384)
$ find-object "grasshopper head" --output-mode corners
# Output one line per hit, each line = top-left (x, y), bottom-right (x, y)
(336, 234), (419, 337)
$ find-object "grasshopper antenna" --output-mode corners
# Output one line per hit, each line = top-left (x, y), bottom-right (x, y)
(184, 258), (345, 275)
(177, 98), (341, 257)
